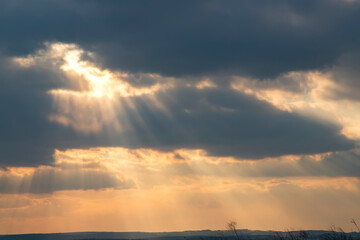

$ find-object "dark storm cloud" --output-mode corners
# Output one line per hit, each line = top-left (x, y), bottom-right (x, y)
(0, 54), (355, 166)
(1, 0), (360, 79)
(321, 52), (360, 102)
(0, 55), (79, 166)
(209, 149), (360, 178)
(114, 87), (354, 158)
(298, 150), (360, 177)
(0, 0), (358, 167)
(0, 167), (134, 194)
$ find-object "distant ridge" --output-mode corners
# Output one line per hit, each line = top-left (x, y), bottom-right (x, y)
(0, 229), (359, 240)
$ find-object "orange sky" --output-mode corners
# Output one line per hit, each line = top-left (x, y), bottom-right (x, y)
(1, 147), (360, 234)
(2, 2), (360, 234)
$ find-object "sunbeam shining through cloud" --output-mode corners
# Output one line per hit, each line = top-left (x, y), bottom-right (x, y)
(14, 42), (173, 133)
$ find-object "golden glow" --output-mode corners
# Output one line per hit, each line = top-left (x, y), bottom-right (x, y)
(231, 71), (360, 140)
(195, 80), (217, 89)
(9, 42), (360, 234)
(13, 43), (174, 133)
(1, 147), (360, 234)
(57, 45), (165, 98)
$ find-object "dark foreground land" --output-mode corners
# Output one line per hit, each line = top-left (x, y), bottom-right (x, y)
(1, 229), (360, 240)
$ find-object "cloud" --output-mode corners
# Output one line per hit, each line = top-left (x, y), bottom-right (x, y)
(0, 156), (134, 194)
(0, 42), (355, 167)
(49, 147), (360, 186)
(319, 52), (360, 102)
(120, 86), (354, 158)
(190, 149), (360, 179)
(0, 1), (357, 168)
(231, 70), (360, 140)
(1, 147), (360, 232)
(0, 196), (33, 209)
(1, 0), (360, 79)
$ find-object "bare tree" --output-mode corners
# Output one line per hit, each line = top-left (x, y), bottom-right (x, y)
(321, 225), (353, 240)
(351, 219), (360, 233)
(273, 230), (308, 240)
(227, 220), (241, 240)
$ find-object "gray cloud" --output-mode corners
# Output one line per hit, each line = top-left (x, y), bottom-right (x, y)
(116, 87), (354, 158)
(0, 51), (355, 166)
(1, 0), (360, 79)
(320, 52), (360, 102)
(297, 150), (360, 178)
(204, 149), (360, 178)
(0, 0), (358, 168)
(0, 196), (32, 209)
(0, 166), (134, 194)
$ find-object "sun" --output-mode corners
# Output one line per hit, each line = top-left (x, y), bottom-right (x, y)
(60, 45), (114, 98)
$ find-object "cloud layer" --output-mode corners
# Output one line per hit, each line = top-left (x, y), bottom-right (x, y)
(0, 156), (133, 194)
(0, 42), (355, 166)
(2, 1), (360, 78)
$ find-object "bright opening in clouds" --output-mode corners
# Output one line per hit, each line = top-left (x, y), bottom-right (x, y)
(13, 42), (172, 133)
(1, 0), (360, 236)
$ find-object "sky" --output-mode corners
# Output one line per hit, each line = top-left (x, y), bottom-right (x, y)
(1, 0), (360, 234)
